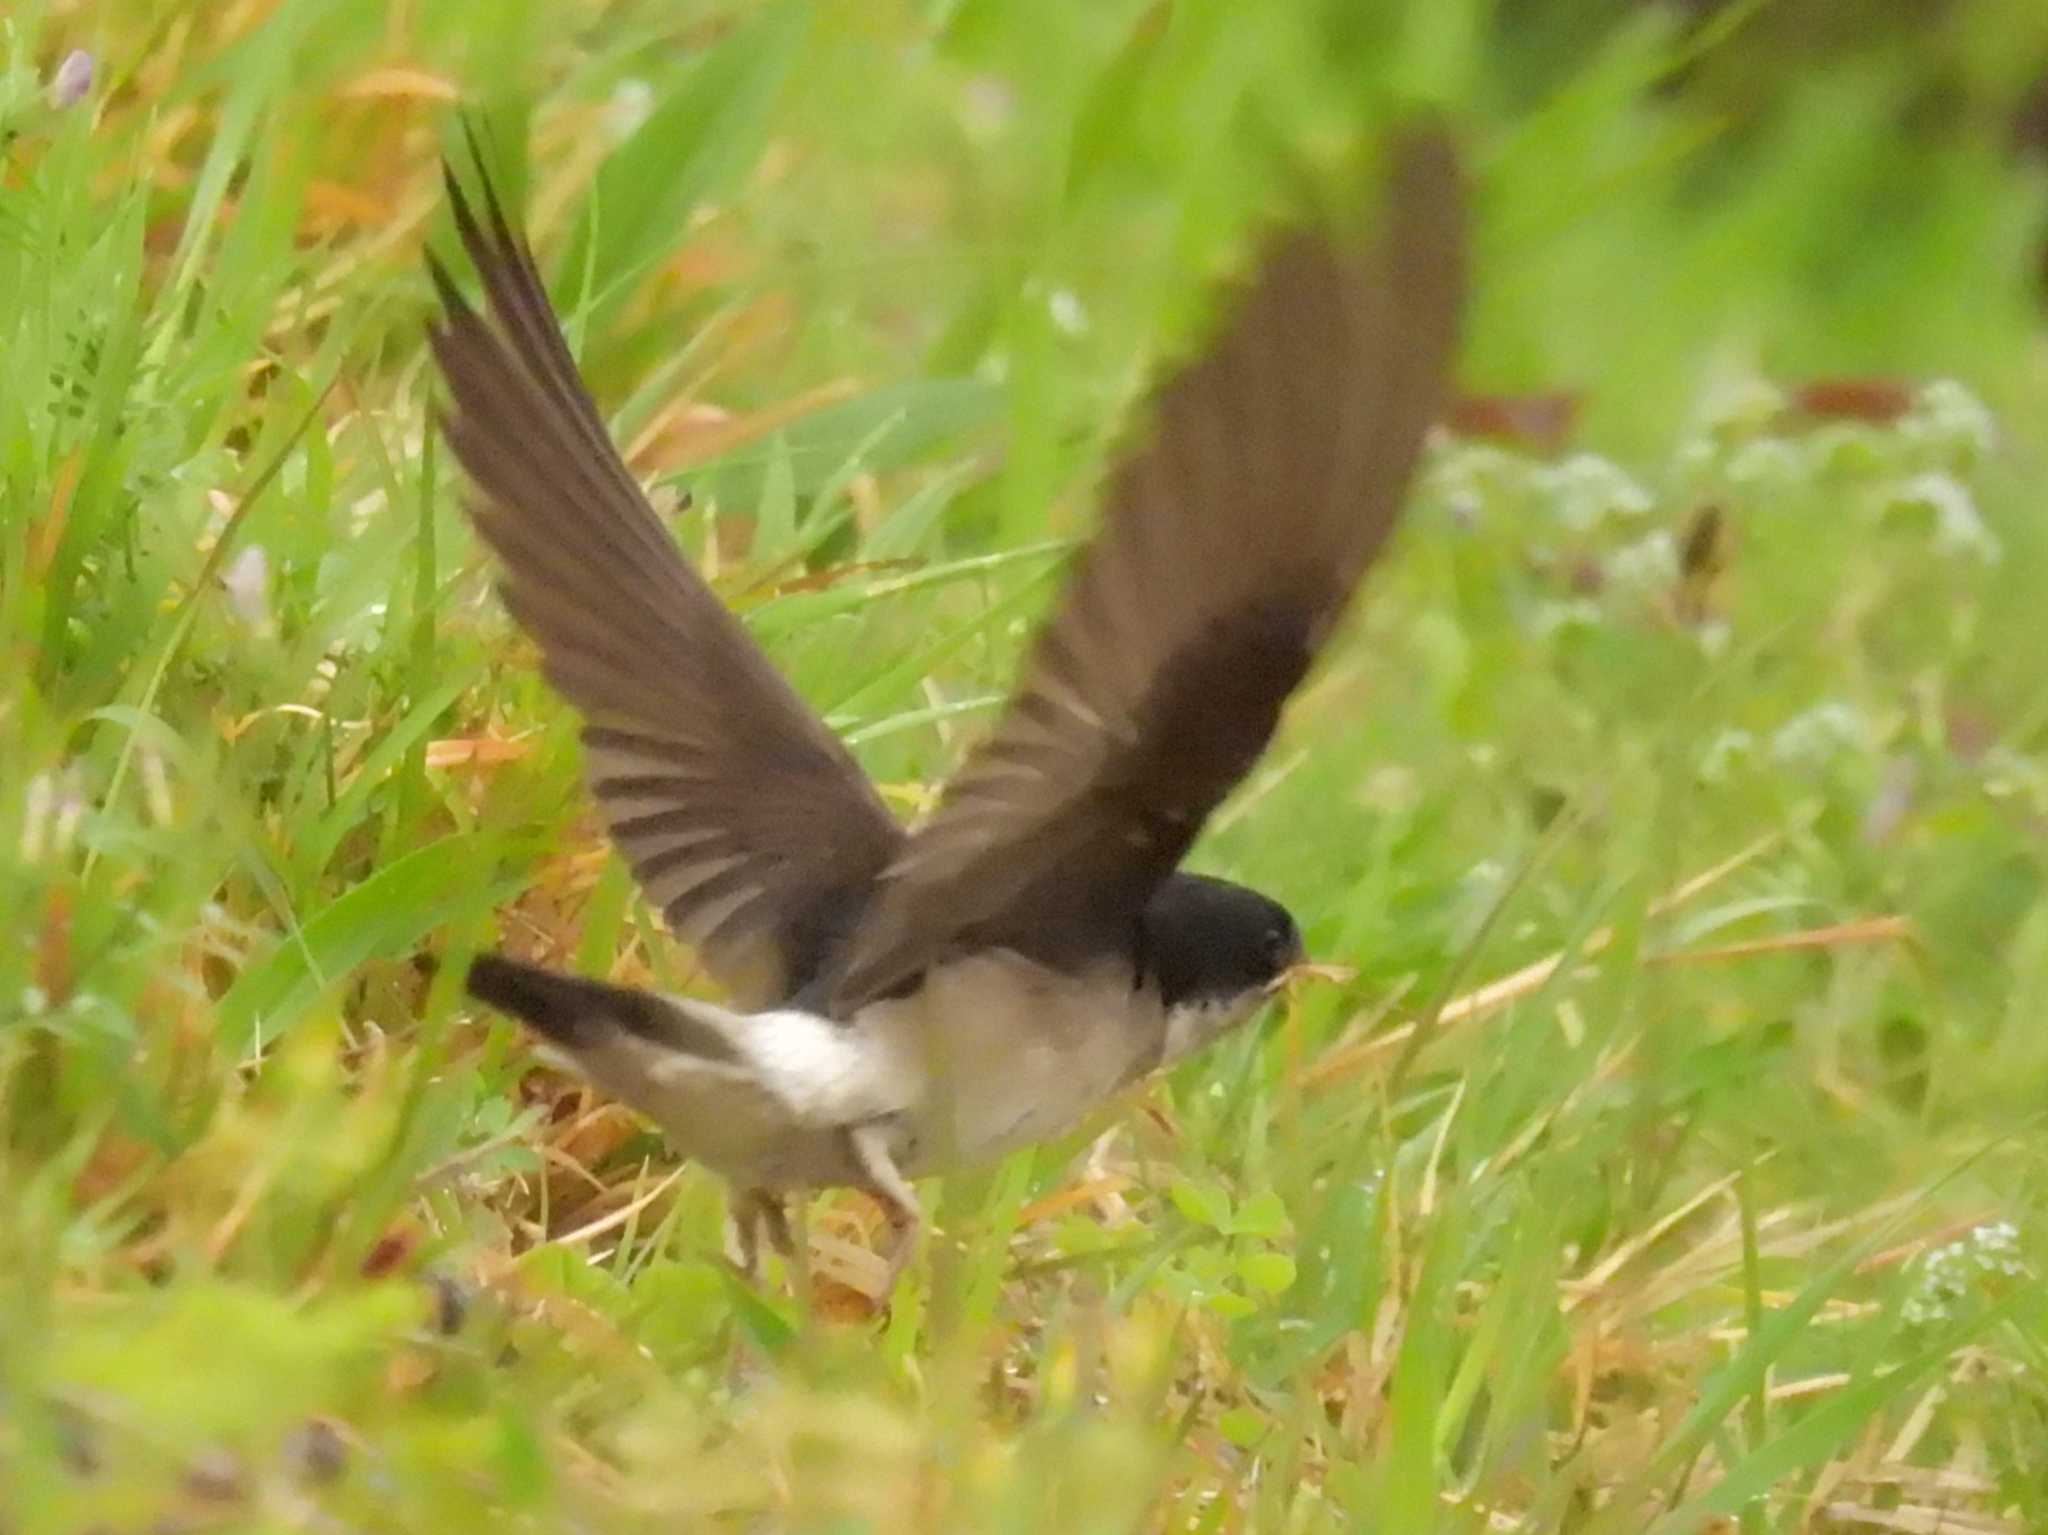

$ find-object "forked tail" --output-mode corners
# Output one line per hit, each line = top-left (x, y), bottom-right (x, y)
(467, 953), (743, 1065)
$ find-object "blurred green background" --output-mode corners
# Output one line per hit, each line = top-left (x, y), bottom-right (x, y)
(5, 0), (2048, 1530)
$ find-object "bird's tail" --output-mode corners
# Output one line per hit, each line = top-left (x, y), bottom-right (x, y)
(468, 953), (796, 1179)
(467, 953), (747, 1067)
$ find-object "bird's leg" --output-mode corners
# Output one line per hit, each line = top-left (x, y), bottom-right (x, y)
(725, 1187), (795, 1281)
(724, 1191), (761, 1276)
(757, 1193), (796, 1264)
(847, 1122), (922, 1290)
(786, 1193), (813, 1313)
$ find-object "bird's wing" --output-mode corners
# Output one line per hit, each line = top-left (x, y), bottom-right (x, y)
(829, 125), (1464, 1013)
(428, 160), (904, 1008)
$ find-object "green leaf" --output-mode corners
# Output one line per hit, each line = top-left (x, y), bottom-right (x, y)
(720, 1267), (798, 1354)
(1230, 1189), (1289, 1239)
(216, 833), (528, 1050)
(1063, 4), (1164, 205)
(1215, 1405), (1267, 1448)
(1237, 1251), (1296, 1296)
(1204, 1290), (1256, 1320)
(562, 3), (808, 318)
(1170, 1178), (1233, 1231)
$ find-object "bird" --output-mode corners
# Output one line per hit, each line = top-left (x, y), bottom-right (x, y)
(428, 121), (1465, 1287)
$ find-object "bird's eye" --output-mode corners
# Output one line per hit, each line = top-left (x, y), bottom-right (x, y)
(1262, 926), (1294, 966)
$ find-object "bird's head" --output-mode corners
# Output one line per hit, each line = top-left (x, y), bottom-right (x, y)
(1145, 872), (1308, 1003)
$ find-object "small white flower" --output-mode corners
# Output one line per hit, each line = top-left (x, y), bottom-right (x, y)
(220, 545), (273, 635)
(1698, 728), (1757, 783)
(1456, 860), (1508, 920)
(1770, 702), (1865, 770)
(1530, 597), (1602, 638)
(1905, 378), (1997, 464)
(1045, 288), (1088, 337)
(1533, 453), (1653, 532)
(606, 79), (654, 143)
(1694, 374), (1789, 440)
(1725, 436), (1804, 491)
(1605, 529), (1680, 596)
(1903, 1220), (2032, 1327)
(1889, 471), (2002, 564)
(1673, 435), (1720, 481)
(1979, 745), (2048, 809)
(1423, 442), (1525, 527)
(19, 770), (85, 863)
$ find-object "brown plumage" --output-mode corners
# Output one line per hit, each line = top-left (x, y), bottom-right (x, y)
(826, 131), (1464, 1009)
(431, 128), (1460, 1017)
(431, 126), (1465, 1285)
(428, 172), (904, 1010)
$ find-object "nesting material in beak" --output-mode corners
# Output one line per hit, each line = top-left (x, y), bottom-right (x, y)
(1267, 960), (1357, 996)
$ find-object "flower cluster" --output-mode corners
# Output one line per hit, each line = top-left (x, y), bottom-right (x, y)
(1901, 1220), (2031, 1329)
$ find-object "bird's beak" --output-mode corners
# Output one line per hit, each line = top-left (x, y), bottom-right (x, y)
(1266, 958), (1355, 996)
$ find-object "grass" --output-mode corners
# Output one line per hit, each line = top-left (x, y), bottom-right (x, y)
(5, 0), (2048, 1529)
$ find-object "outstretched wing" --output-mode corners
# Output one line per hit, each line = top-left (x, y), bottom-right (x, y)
(829, 126), (1465, 1012)
(428, 159), (904, 1007)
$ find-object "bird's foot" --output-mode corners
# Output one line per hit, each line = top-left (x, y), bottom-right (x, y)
(725, 1187), (795, 1282)
(848, 1121), (922, 1295)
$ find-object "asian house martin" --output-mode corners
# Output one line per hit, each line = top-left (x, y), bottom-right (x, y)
(430, 123), (1464, 1283)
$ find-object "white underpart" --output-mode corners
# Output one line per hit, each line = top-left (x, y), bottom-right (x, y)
(1159, 995), (1262, 1069)
(565, 953), (1265, 1189)
(730, 1004), (921, 1127)
(733, 950), (1173, 1173)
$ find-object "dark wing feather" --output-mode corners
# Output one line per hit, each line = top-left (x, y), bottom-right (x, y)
(829, 126), (1464, 1012)
(428, 161), (904, 1007)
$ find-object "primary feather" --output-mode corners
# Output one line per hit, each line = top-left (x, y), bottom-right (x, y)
(429, 170), (903, 1010)
(827, 127), (1465, 1011)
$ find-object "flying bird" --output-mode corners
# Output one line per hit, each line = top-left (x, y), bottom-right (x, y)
(429, 124), (1464, 1286)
